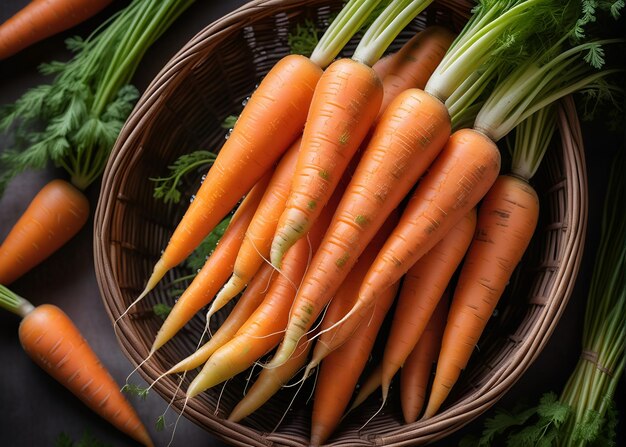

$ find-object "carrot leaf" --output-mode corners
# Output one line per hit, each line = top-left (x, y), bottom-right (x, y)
(153, 303), (173, 320)
(184, 214), (232, 272)
(121, 383), (149, 399)
(287, 19), (319, 57)
(155, 415), (166, 431)
(0, 0), (197, 194)
(151, 150), (217, 204)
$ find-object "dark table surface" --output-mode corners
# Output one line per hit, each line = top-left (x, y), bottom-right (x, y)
(0, 1), (624, 447)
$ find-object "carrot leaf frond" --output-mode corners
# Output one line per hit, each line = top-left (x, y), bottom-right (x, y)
(184, 215), (232, 272)
(153, 303), (173, 320)
(151, 150), (217, 204)
(287, 19), (319, 57)
(121, 383), (149, 399)
(155, 415), (166, 431)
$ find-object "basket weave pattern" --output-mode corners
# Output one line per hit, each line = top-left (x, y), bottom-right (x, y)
(93, 1), (588, 445)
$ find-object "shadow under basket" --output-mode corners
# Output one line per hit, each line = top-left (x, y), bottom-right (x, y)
(93, 1), (588, 445)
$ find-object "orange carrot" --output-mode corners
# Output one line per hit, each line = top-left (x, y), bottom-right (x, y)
(310, 279), (400, 446)
(380, 209), (476, 400)
(186, 187), (339, 397)
(305, 211), (399, 375)
(400, 291), (448, 423)
(227, 334), (313, 423)
(186, 235), (310, 397)
(270, 57), (384, 267)
(150, 171), (271, 353)
(0, 286), (152, 446)
(0, 0), (113, 59)
(138, 0), (386, 301)
(213, 138), (301, 311)
(138, 54), (322, 299)
(0, 179), (89, 285)
(166, 262), (276, 375)
(423, 174), (539, 418)
(267, 88), (451, 368)
(339, 128), (500, 349)
(375, 26), (455, 122)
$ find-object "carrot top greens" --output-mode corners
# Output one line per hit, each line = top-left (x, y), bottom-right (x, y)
(473, 0), (624, 141)
(0, 0), (196, 193)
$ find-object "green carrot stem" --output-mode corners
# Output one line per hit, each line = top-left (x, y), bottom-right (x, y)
(351, 0), (433, 66)
(309, 0), (384, 68)
(0, 285), (35, 318)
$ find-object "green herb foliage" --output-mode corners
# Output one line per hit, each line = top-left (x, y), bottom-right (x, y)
(151, 150), (217, 204)
(152, 303), (172, 320)
(288, 19), (319, 57)
(184, 215), (232, 272)
(55, 431), (111, 447)
(121, 383), (149, 399)
(0, 0), (196, 195)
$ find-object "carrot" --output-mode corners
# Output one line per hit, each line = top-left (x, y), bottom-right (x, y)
(267, 87), (451, 368)
(348, 364), (382, 413)
(304, 211), (399, 375)
(310, 279), (400, 446)
(375, 26), (455, 122)
(269, 0), (437, 268)
(0, 286), (152, 446)
(400, 290), (448, 423)
(185, 234), (310, 397)
(212, 138), (301, 311)
(270, 58), (384, 268)
(0, 179), (89, 285)
(423, 174), (539, 418)
(165, 263), (276, 375)
(227, 334), (313, 423)
(186, 187), (339, 397)
(335, 128), (500, 348)
(137, 0), (386, 301)
(150, 171), (271, 353)
(380, 208), (476, 400)
(0, 0), (113, 60)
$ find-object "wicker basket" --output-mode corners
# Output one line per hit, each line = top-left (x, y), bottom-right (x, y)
(93, 1), (588, 445)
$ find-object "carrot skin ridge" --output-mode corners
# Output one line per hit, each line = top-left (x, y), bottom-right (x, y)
(424, 174), (539, 418)
(270, 58), (384, 267)
(381, 208), (476, 398)
(268, 87), (451, 368)
(310, 280), (400, 446)
(142, 54), (322, 296)
(357, 128), (501, 323)
(18, 304), (153, 446)
(0, 179), (89, 285)
(151, 172), (271, 353)
(0, 0), (113, 60)
(400, 291), (449, 423)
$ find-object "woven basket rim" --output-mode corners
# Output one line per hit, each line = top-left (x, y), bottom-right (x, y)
(93, 1), (589, 445)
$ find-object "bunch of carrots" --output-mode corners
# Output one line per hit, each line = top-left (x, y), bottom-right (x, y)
(108, 0), (624, 443)
(1, 0), (623, 445)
